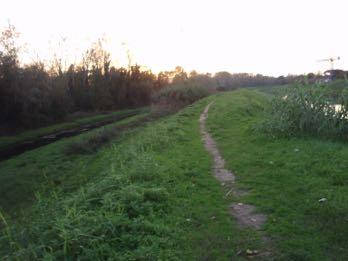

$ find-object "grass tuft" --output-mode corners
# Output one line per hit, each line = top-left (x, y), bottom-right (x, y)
(64, 128), (118, 155)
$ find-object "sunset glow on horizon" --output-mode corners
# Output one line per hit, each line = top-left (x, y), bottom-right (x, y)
(1, 0), (348, 76)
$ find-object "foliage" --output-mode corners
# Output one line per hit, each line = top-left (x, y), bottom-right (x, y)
(213, 71), (298, 90)
(64, 127), (118, 155)
(0, 25), (160, 130)
(257, 82), (348, 139)
(323, 79), (348, 101)
(152, 82), (212, 112)
(0, 24), (297, 132)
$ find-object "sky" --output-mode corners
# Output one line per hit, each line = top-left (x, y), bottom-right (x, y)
(1, 0), (348, 76)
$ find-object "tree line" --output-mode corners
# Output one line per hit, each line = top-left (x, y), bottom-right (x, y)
(1, 24), (300, 132)
(0, 26), (169, 130)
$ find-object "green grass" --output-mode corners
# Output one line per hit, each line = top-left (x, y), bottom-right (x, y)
(0, 108), (146, 150)
(2, 88), (347, 260)
(246, 84), (289, 95)
(0, 99), (260, 260)
(207, 89), (348, 260)
(0, 112), (150, 216)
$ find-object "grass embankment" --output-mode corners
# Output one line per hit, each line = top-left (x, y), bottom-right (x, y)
(0, 112), (150, 216)
(0, 108), (146, 150)
(207, 89), (348, 260)
(2, 88), (347, 260)
(0, 98), (259, 260)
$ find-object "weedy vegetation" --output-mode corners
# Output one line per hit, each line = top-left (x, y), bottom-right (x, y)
(258, 82), (348, 139)
(65, 127), (119, 155)
(152, 82), (212, 112)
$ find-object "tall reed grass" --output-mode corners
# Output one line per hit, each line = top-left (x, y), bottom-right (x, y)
(258, 82), (348, 139)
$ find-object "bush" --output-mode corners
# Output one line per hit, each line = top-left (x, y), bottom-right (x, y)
(258, 82), (348, 139)
(152, 83), (211, 112)
(65, 127), (118, 154)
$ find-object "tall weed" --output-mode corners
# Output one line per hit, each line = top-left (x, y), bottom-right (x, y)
(258, 82), (348, 139)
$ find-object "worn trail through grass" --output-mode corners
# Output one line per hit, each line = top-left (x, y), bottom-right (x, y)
(200, 101), (271, 258)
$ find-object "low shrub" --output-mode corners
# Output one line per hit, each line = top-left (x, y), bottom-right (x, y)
(257, 82), (348, 139)
(65, 127), (118, 155)
(152, 83), (212, 112)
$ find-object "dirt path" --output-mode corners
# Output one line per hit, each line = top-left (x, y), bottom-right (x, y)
(199, 102), (271, 257)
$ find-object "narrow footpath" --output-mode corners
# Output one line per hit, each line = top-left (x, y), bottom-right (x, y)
(199, 102), (272, 258)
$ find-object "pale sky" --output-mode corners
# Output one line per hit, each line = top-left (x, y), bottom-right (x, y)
(1, 0), (348, 76)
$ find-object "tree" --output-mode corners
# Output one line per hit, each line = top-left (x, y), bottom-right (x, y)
(172, 66), (188, 84)
(0, 24), (21, 126)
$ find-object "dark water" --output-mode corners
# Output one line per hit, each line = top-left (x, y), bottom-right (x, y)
(0, 111), (139, 162)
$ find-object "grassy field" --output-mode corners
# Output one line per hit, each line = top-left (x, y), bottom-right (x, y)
(0, 111), (151, 215)
(207, 89), (348, 260)
(0, 97), (261, 260)
(0, 88), (347, 260)
(0, 108), (147, 150)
